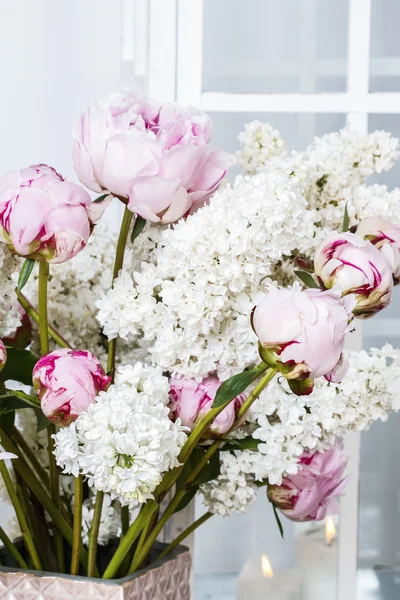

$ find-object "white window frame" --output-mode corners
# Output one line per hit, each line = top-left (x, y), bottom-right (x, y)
(123, 1), (400, 598)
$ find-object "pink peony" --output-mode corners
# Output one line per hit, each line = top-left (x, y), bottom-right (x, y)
(252, 286), (355, 394)
(32, 348), (111, 426)
(268, 442), (349, 522)
(0, 164), (92, 264)
(356, 216), (400, 281)
(0, 339), (6, 372)
(73, 93), (234, 223)
(169, 375), (245, 436)
(314, 232), (393, 318)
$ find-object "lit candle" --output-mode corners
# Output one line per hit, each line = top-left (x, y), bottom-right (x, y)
(236, 553), (301, 599)
(296, 516), (338, 600)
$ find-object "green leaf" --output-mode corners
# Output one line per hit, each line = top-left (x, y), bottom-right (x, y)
(294, 270), (319, 289)
(93, 193), (110, 204)
(0, 348), (38, 386)
(131, 216), (146, 243)
(173, 486), (198, 514)
(272, 503), (284, 539)
(0, 394), (31, 414)
(192, 451), (221, 486)
(222, 436), (261, 451)
(18, 259), (35, 291)
(342, 202), (350, 232)
(175, 447), (206, 490)
(212, 363), (267, 409)
(34, 409), (49, 432)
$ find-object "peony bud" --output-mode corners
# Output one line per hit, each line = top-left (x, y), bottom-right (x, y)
(33, 349), (111, 426)
(0, 164), (92, 264)
(73, 93), (234, 224)
(268, 442), (349, 522)
(169, 375), (245, 436)
(355, 216), (400, 281)
(252, 285), (354, 395)
(314, 232), (393, 318)
(0, 339), (7, 372)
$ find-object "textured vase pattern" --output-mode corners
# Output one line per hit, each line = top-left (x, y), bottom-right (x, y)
(0, 546), (191, 600)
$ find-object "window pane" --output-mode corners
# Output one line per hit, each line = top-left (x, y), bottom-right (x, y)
(370, 0), (400, 92)
(368, 114), (400, 189)
(202, 0), (349, 94)
(208, 111), (346, 179)
(359, 290), (400, 598)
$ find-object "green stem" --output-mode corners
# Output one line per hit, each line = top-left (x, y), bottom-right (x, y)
(10, 426), (72, 526)
(154, 365), (274, 501)
(39, 261), (65, 572)
(15, 287), (72, 349)
(0, 460), (42, 570)
(87, 491), (104, 578)
(158, 512), (213, 560)
(132, 367), (277, 571)
(102, 501), (156, 579)
(0, 427), (93, 574)
(71, 475), (82, 575)
(47, 425), (64, 572)
(187, 368), (277, 487)
(10, 426), (50, 489)
(38, 261), (50, 355)
(129, 492), (184, 573)
(0, 526), (28, 570)
(119, 505), (132, 576)
(107, 207), (133, 378)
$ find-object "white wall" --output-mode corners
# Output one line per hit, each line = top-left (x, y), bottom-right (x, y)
(0, 0), (122, 179)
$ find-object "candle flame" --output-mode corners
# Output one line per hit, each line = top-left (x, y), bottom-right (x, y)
(261, 554), (273, 578)
(325, 515), (336, 546)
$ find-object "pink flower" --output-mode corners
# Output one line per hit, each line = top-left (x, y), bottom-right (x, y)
(268, 442), (349, 522)
(356, 216), (400, 281)
(314, 232), (393, 318)
(0, 339), (6, 372)
(252, 286), (355, 394)
(32, 348), (111, 426)
(73, 93), (234, 224)
(0, 164), (92, 264)
(169, 376), (245, 436)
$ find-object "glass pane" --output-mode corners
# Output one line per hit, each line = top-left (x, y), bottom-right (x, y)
(209, 112), (346, 179)
(368, 114), (400, 189)
(370, 0), (400, 92)
(359, 282), (400, 598)
(202, 0), (349, 94)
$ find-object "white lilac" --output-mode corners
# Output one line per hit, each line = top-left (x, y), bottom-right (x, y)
(54, 363), (187, 506)
(200, 453), (257, 516)
(97, 171), (316, 380)
(236, 121), (286, 174)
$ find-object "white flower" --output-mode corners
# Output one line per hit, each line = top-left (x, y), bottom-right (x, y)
(200, 453), (257, 516)
(81, 494), (121, 546)
(97, 171), (315, 380)
(54, 363), (187, 506)
(236, 121), (286, 174)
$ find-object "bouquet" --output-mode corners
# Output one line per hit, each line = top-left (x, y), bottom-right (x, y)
(0, 94), (399, 579)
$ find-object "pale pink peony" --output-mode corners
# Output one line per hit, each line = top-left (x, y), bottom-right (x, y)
(314, 232), (393, 318)
(0, 164), (92, 264)
(268, 442), (349, 522)
(73, 93), (234, 224)
(356, 216), (400, 281)
(32, 348), (111, 426)
(252, 286), (355, 394)
(169, 375), (245, 436)
(0, 339), (6, 372)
